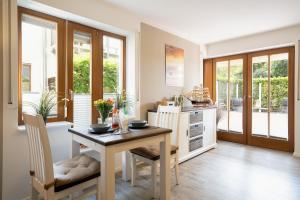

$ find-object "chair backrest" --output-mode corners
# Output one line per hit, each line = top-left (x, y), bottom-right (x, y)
(23, 113), (54, 189)
(155, 106), (180, 146)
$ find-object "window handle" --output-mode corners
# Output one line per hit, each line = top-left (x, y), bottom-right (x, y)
(69, 89), (74, 101)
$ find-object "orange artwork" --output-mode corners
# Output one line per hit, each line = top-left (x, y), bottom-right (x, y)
(165, 44), (184, 87)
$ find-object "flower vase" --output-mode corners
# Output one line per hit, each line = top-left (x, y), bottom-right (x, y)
(99, 111), (109, 124)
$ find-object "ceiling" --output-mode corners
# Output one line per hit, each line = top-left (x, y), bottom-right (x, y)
(104, 0), (300, 44)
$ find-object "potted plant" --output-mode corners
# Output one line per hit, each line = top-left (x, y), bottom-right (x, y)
(26, 90), (57, 124)
(94, 99), (114, 124)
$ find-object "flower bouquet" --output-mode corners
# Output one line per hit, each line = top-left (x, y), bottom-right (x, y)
(94, 99), (114, 124)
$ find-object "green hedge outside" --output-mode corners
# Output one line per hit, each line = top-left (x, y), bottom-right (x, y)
(73, 55), (118, 94)
(217, 77), (288, 111)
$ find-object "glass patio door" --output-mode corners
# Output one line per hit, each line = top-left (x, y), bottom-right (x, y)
(215, 55), (247, 143)
(247, 47), (294, 151)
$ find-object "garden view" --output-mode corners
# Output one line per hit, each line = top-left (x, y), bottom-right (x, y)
(216, 53), (289, 139)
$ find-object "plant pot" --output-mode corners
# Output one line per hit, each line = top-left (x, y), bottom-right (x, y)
(43, 116), (47, 125)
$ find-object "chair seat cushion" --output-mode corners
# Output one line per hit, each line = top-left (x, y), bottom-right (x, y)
(130, 145), (178, 161)
(54, 154), (100, 192)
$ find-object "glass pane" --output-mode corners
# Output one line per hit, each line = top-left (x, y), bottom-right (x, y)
(21, 14), (58, 116)
(103, 36), (123, 100)
(216, 61), (228, 131)
(73, 31), (92, 128)
(270, 53), (288, 139)
(252, 56), (269, 136)
(229, 59), (243, 133)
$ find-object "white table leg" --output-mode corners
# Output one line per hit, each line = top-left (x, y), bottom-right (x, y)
(160, 134), (171, 200)
(71, 134), (80, 157)
(100, 147), (115, 200)
(122, 151), (132, 181)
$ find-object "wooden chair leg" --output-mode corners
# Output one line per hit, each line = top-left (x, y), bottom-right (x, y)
(151, 162), (158, 199)
(131, 154), (137, 186)
(44, 190), (55, 200)
(175, 152), (179, 185)
(32, 187), (39, 200)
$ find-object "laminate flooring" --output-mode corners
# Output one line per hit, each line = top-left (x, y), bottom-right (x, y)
(87, 141), (300, 200)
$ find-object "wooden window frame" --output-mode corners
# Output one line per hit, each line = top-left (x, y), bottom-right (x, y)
(246, 47), (295, 152)
(66, 23), (127, 124)
(102, 31), (127, 93)
(18, 7), (127, 125)
(18, 7), (66, 125)
(203, 46), (295, 152)
(66, 21), (103, 124)
(212, 54), (248, 144)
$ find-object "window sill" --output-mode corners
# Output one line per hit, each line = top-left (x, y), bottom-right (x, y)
(18, 121), (73, 132)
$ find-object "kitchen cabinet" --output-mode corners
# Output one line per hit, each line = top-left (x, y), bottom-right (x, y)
(148, 107), (217, 163)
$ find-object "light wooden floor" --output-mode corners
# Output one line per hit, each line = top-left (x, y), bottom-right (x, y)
(87, 141), (300, 200)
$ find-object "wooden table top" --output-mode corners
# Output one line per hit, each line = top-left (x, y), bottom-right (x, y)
(68, 126), (172, 146)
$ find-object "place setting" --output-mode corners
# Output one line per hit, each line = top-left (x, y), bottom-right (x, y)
(88, 97), (149, 136)
(88, 119), (150, 136)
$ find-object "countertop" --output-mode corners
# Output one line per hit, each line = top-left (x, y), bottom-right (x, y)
(148, 105), (217, 113)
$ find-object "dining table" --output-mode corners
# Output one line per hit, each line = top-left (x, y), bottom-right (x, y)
(68, 126), (172, 200)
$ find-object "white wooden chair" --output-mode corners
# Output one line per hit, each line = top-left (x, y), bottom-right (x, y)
(130, 105), (180, 198)
(23, 113), (101, 200)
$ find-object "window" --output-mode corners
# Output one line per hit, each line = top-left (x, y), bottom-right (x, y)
(18, 7), (126, 125)
(66, 23), (126, 127)
(103, 35), (125, 99)
(18, 8), (65, 124)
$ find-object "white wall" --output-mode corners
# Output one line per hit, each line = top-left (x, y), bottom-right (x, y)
(206, 25), (300, 156)
(1, 0), (142, 199)
(0, 0), (4, 196)
(23, 0), (141, 33)
(139, 23), (201, 119)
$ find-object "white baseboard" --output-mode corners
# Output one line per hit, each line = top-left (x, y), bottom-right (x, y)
(293, 152), (300, 157)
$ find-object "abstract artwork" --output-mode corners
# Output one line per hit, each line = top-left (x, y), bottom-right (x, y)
(165, 44), (184, 87)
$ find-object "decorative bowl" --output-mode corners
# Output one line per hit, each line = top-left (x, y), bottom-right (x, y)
(129, 120), (147, 128)
(90, 123), (111, 133)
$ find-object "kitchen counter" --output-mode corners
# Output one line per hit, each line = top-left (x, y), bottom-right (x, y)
(148, 105), (217, 113)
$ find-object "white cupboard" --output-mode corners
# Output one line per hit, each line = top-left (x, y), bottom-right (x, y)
(148, 107), (217, 163)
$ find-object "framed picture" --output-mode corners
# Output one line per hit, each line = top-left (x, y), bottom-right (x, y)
(165, 44), (184, 87)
